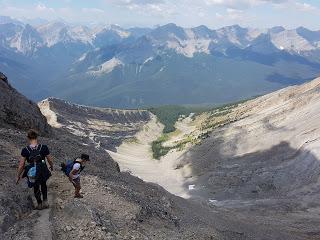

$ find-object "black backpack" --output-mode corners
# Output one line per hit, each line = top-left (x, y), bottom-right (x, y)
(24, 145), (51, 184)
(26, 145), (43, 163)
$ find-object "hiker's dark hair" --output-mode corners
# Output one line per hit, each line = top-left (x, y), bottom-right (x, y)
(81, 154), (90, 161)
(27, 129), (38, 140)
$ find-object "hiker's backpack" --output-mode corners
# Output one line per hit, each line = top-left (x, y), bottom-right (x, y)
(27, 145), (43, 164)
(25, 145), (43, 188)
(61, 159), (84, 177)
(61, 159), (74, 176)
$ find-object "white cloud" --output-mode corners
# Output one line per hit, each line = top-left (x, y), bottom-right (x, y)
(35, 3), (55, 13)
(0, 0), (319, 29)
(271, 0), (319, 12)
(204, 0), (303, 9)
(106, 0), (164, 6)
(205, 0), (251, 9)
(215, 7), (246, 21)
(105, 0), (176, 18)
(294, 2), (317, 12)
(228, 10), (244, 20)
(82, 8), (105, 14)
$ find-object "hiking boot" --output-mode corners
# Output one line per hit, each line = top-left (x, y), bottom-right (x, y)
(35, 203), (43, 210)
(74, 194), (84, 198)
(42, 200), (49, 209)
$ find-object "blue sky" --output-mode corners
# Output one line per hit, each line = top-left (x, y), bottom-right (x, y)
(0, 0), (319, 29)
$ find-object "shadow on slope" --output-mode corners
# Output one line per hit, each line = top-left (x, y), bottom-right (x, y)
(181, 138), (320, 238)
(183, 140), (320, 202)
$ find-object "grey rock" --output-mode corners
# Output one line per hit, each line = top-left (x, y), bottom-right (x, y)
(0, 73), (51, 135)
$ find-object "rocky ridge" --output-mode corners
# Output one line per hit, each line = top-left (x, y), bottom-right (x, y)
(38, 98), (150, 150)
(0, 72), (51, 135)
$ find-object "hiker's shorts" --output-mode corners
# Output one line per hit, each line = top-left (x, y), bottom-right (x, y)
(73, 177), (81, 188)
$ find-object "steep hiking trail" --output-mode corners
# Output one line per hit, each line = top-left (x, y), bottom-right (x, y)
(31, 182), (54, 240)
(13, 171), (149, 240)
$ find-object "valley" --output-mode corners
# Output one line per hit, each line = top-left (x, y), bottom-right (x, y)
(107, 114), (194, 199)
(2, 70), (320, 239)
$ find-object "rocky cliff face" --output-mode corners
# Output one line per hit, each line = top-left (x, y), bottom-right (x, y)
(0, 72), (51, 135)
(38, 98), (150, 150)
(178, 76), (320, 238)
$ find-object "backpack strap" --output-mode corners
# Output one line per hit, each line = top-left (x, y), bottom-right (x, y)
(28, 144), (43, 164)
(26, 146), (31, 154)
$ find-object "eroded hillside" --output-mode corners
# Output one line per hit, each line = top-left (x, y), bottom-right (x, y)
(180, 77), (320, 237)
(106, 76), (320, 239)
(38, 98), (150, 150)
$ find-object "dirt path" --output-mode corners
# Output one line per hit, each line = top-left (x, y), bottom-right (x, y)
(32, 200), (53, 240)
(30, 177), (57, 240)
(107, 114), (194, 198)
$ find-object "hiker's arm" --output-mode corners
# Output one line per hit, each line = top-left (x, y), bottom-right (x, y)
(16, 157), (26, 184)
(46, 154), (53, 171)
(69, 169), (77, 183)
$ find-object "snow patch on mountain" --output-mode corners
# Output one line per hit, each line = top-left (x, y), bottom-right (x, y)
(77, 52), (88, 62)
(143, 57), (154, 64)
(88, 57), (123, 76)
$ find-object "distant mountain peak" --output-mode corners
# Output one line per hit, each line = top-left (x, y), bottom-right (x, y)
(0, 15), (23, 25)
(193, 25), (210, 31)
(161, 23), (178, 28)
(269, 26), (285, 34)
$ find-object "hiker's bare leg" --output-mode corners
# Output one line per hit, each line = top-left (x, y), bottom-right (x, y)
(73, 177), (83, 198)
(75, 185), (81, 196)
(34, 183), (42, 204)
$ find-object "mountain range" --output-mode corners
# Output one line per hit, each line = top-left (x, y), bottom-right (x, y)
(1, 16), (320, 108)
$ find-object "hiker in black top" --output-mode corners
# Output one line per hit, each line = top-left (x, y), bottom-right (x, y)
(16, 129), (53, 210)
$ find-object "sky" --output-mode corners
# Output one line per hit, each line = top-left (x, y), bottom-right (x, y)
(0, 0), (319, 29)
